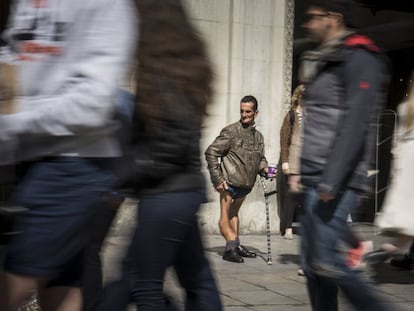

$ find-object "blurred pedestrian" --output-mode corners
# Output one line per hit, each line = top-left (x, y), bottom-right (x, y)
(82, 89), (134, 311)
(365, 74), (414, 264)
(0, 0), (136, 310)
(279, 84), (305, 276)
(93, 0), (222, 310)
(205, 95), (269, 263)
(299, 1), (394, 310)
(279, 84), (305, 240)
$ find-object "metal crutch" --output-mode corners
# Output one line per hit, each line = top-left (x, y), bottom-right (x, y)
(258, 176), (277, 265)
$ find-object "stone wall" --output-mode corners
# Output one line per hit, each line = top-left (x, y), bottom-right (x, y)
(182, 0), (294, 234)
(117, 0), (294, 235)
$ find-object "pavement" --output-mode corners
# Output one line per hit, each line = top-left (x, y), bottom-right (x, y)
(102, 223), (414, 311)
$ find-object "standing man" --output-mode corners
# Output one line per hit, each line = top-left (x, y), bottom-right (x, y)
(298, 1), (394, 311)
(205, 95), (268, 263)
(0, 0), (136, 310)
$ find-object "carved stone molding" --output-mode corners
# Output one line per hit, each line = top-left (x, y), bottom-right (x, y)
(283, 0), (295, 111)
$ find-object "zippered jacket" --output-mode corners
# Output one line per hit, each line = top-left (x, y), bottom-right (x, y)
(205, 121), (268, 189)
(0, 0), (137, 164)
(300, 34), (390, 196)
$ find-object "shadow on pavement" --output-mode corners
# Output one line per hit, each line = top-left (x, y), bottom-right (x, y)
(368, 262), (414, 285)
(205, 246), (264, 256)
(278, 253), (301, 265)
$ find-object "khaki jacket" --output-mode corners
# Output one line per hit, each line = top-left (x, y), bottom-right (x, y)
(205, 121), (268, 189)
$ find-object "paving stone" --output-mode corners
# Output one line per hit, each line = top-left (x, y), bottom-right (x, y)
(101, 224), (414, 310)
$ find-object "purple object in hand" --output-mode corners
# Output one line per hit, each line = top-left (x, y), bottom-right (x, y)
(267, 165), (277, 178)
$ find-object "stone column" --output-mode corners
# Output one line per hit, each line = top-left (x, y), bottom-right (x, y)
(183, 0), (295, 234)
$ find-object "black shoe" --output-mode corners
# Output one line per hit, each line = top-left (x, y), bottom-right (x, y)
(390, 254), (414, 270)
(237, 245), (257, 258)
(363, 249), (391, 264)
(223, 248), (244, 263)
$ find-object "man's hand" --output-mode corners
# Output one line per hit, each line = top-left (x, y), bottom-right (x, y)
(258, 167), (269, 178)
(215, 181), (228, 192)
(318, 191), (335, 202)
(282, 162), (289, 175)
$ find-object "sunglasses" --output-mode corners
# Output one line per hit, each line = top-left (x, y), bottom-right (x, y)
(304, 13), (329, 22)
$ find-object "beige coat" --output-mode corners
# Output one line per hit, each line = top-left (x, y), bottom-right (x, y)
(279, 109), (304, 175)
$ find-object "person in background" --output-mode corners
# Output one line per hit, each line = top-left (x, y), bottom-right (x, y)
(279, 84), (305, 240)
(364, 73), (414, 265)
(279, 84), (305, 276)
(299, 0), (395, 310)
(205, 96), (269, 263)
(0, 0), (136, 310)
(94, 0), (223, 310)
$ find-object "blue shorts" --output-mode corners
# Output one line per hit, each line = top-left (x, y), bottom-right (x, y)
(226, 184), (251, 200)
(4, 157), (113, 286)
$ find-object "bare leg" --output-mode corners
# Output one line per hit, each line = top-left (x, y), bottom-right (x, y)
(365, 235), (414, 265)
(382, 234), (414, 254)
(1, 272), (46, 311)
(218, 191), (234, 241)
(39, 287), (82, 311)
(229, 197), (245, 241)
(218, 191), (245, 242)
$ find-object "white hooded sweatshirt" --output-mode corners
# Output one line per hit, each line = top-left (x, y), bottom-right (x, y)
(0, 0), (137, 164)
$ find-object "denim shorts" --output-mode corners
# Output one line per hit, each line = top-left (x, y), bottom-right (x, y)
(4, 157), (113, 286)
(226, 184), (251, 199)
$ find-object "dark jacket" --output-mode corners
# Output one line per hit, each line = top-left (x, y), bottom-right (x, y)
(120, 94), (206, 196)
(205, 121), (268, 189)
(300, 34), (389, 196)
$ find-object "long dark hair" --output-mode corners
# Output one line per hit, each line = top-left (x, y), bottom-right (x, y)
(134, 0), (213, 131)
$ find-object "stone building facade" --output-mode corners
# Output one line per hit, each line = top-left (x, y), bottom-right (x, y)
(182, 0), (295, 234)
